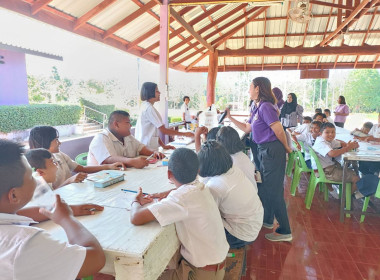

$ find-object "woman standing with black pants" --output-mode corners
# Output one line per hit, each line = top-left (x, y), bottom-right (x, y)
(225, 77), (292, 242)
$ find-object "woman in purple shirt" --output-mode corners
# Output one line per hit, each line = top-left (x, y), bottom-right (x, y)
(334, 95), (350, 128)
(225, 77), (292, 242)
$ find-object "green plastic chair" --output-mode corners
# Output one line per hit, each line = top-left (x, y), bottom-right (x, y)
(75, 152), (88, 166)
(290, 141), (312, 196)
(305, 148), (352, 214)
(360, 179), (380, 223)
(82, 277), (93, 280)
(286, 150), (297, 177)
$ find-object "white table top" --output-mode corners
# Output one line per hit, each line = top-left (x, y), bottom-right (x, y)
(33, 161), (181, 280)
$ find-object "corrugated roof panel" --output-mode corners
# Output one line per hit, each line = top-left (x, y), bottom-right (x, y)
(247, 20), (265, 36)
(226, 38), (244, 50)
(89, 1), (140, 30)
(338, 55), (356, 63)
(246, 57), (261, 65)
(192, 56), (209, 68)
(371, 15), (380, 29)
(366, 34), (380, 45)
(225, 57), (244, 66)
(320, 55), (337, 63)
(138, 32), (160, 49)
(182, 5), (205, 23)
(266, 37), (284, 48)
(246, 37), (263, 49)
(265, 56), (281, 64)
(284, 56), (299, 64)
(358, 55), (376, 62)
(50, 0), (104, 18)
(300, 56), (317, 64)
(287, 20), (304, 47)
(115, 13), (158, 41)
(303, 35), (323, 47)
(182, 52), (205, 67)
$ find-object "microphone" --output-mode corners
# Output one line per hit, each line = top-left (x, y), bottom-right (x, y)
(218, 105), (232, 124)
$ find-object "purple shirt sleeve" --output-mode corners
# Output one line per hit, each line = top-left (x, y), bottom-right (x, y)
(260, 102), (280, 126)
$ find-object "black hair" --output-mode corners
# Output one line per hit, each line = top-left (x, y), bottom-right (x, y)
(29, 126), (59, 149)
(140, 82), (157, 101)
(168, 148), (199, 184)
(206, 127), (221, 140)
(183, 96), (190, 102)
(311, 121), (322, 129)
(303, 116), (312, 123)
(25, 148), (52, 170)
(0, 140), (26, 198)
(198, 140), (233, 177)
(320, 122), (335, 132)
(324, 108), (331, 115)
(338, 95), (346, 105)
(252, 77), (276, 105)
(313, 112), (326, 120)
(315, 108), (322, 114)
(216, 126), (245, 155)
(363, 122), (374, 130)
(108, 110), (130, 126)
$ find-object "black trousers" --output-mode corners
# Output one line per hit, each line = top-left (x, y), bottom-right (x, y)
(257, 140), (291, 234)
(335, 122), (344, 128)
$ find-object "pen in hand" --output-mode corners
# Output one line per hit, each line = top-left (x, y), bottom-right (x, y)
(121, 189), (148, 195)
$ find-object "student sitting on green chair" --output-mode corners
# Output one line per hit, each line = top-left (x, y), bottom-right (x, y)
(0, 140), (105, 279)
(291, 121), (322, 169)
(311, 122), (360, 199)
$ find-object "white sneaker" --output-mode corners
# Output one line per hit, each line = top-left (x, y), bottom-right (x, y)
(329, 189), (340, 199)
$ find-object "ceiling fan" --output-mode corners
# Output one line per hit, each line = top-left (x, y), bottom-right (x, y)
(288, 0), (313, 23)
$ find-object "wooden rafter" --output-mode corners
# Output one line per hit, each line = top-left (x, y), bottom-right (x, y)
(201, 5), (222, 37)
(262, 9), (267, 71)
(218, 45), (380, 57)
(74, 0), (117, 30)
(297, 3), (312, 70)
(309, 0), (354, 10)
(31, 0), (52, 15)
(373, 54), (380, 68)
(170, 8), (214, 52)
(320, 0), (372, 46)
(354, 6), (378, 68)
(126, 26), (160, 51)
(141, 4), (225, 56)
(281, 1), (291, 70)
(103, 0), (157, 39)
(244, 7), (247, 71)
(185, 6), (268, 70)
(316, 2), (334, 69)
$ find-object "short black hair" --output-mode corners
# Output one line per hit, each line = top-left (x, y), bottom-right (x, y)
(363, 122), (374, 130)
(311, 120), (322, 129)
(25, 148), (52, 170)
(216, 126), (245, 155)
(320, 122), (335, 132)
(29, 126), (59, 149)
(324, 108), (331, 115)
(338, 95), (346, 104)
(313, 112), (326, 120)
(108, 110), (130, 126)
(315, 108), (322, 113)
(0, 140), (26, 198)
(207, 127), (220, 140)
(183, 96), (190, 102)
(140, 82), (157, 101)
(168, 148), (199, 184)
(198, 140), (233, 177)
(303, 116), (312, 123)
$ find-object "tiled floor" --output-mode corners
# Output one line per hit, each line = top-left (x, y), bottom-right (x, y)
(94, 173), (380, 280)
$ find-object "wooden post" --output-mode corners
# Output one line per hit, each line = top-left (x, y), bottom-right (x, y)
(206, 50), (218, 107)
(157, 0), (169, 144)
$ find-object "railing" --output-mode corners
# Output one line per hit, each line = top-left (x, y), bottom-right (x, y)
(83, 105), (107, 129)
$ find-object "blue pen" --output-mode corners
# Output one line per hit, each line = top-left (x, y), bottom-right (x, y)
(121, 189), (148, 195)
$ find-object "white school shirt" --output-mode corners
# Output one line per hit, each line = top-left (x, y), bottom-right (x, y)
(231, 151), (257, 192)
(293, 123), (311, 135)
(201, 166), (263, 242)
(53, 152), (79, 189)
(296, 133), (316, 161)
(311, 136), (342, 169)
(181, 103), (191, 122)
(87, 129), (145, 166)
(369, 124), (380, 138)
(148, 180), (229, 268)
(135, 101), (164, 151)
(0, 213), (86, 280)
(326, 116), (334, 123)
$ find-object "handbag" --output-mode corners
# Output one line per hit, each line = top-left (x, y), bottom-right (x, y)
(281, 114), (290, 127)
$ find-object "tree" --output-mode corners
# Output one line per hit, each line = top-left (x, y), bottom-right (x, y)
(344, 69), (380, 112)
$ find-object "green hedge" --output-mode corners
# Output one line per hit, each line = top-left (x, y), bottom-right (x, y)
(80, 98), (115, 124)
(0, 104), (81, 133)
(169, 116), (183, 123)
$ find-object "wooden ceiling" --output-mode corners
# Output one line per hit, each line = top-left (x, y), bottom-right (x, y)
(1, 0), (380, 72)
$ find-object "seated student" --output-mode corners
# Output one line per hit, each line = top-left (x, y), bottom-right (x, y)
(313, 112), (327, 123)
(88, 110), (164, 169)
(364, 112), (380, 142)
(0, 140), (105, 279)
(351, 122), (373, 138)
(291, 121), (322, 169)
(312, 122), (360, 199)
(288, 116), (313, 136)
(216, 126), (258, 191)
(23, 148), (104, 218)
(315, 108), (322, 114)
(130, 148), (229, 280)
(29, 126), (123, 189)
(198, 141), (263, 248)
(324, 109), (334, 123)
(354, 174), (380, 199)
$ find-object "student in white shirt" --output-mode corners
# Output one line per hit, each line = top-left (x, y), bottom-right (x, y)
(130, 148), (229, 280)
(0, 140), (105, 280)
(88, 110), (164, 168)
(216, 126), (258, 191)
(198, 141), (263, 248)
(29, 126), (123, 189)
(181, 96), (192, 124)
(324, 109), (334, 123)
(135, 82), (194, 150)
(311, 122), (360, 198)
(288, 116), (312, 136)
